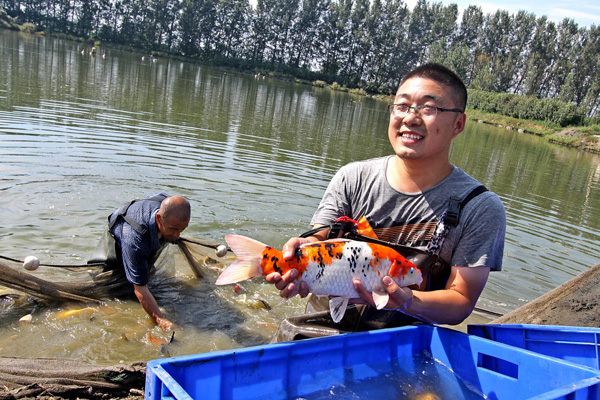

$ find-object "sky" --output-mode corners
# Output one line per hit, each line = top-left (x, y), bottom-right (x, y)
(404, 0), (600, 28)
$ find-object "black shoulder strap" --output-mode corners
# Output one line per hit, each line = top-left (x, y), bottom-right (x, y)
(444, 185), (488, 227)
(108, 195), (166, 233)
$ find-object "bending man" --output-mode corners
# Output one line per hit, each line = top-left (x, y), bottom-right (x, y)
(91, 193), (190, 330)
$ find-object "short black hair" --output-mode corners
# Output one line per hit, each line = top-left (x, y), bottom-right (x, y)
(400, 63), (467, 112)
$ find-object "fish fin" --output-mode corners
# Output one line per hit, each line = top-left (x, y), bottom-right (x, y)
(329, 297), (349, 323)
(372, 288), (389, 310)
(215, 259), (262, 285)
(389, 260), (401, 278)
(356, 216), (379, 239)
(276, 298), (289, 307)
(225, 234), (267, 258)
(216, 235), (266, 285)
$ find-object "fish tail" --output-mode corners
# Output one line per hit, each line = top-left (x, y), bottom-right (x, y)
(215, 235), (266, 285)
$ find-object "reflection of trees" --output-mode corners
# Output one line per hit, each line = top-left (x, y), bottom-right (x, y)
(453, 123), (600, 230)
(1, 0), (598, 115)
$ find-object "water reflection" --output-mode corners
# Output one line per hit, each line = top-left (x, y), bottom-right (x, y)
(1, 30), (600, 363)
(452, 122), (600, 312)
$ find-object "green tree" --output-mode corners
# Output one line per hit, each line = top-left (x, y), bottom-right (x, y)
(287, 0), (328, 68)
(74, 0), (99, 37)
(507, 11), (536, 94)
(213, 0), (250, 59)
(152, 0), (181, 51)
(457, 5), (484, 85)
(523, 17), (557, 98)
(270, 0), (299, 65)
(577, 25), (600, 116)
(368, 0), (408, 91)
(405, 0), (434, 67)
(319, 0), (352, 77)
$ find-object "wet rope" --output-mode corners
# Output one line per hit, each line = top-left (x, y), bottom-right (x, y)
(179, 236), (231, 252)
(0, 236), (227, 268)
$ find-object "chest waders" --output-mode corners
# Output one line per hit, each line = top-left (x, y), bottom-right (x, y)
(271, 185), (488, 343)
(87, 196), (167, 294)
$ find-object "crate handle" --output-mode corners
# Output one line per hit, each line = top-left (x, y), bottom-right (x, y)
(477, 352), (519, 379)
(150, 364), (194, 400)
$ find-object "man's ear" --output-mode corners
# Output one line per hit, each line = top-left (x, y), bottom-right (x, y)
(452, 113), (467, 138)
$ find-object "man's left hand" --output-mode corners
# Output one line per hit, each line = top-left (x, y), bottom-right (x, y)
(352, 276), (413, 310)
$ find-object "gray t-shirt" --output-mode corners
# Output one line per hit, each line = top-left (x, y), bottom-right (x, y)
(311, 156), (505, 270)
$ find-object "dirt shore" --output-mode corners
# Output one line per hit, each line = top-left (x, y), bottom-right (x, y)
(492, 262), (600, 326)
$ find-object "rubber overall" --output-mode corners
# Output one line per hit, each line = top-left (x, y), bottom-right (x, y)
(87, 195), (168, 296)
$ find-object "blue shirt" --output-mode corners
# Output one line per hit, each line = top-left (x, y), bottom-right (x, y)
(109, 193), (168, 286)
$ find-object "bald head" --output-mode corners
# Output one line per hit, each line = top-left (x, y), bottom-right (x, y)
(156, 196), (190, 243)
(159, 195), (191, 222)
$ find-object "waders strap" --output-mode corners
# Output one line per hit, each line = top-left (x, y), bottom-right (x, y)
(108, 195), (166, 234)
(443, 185), (488, 227)
(299, 225), (328, 238)
(298, 217), (356, 239)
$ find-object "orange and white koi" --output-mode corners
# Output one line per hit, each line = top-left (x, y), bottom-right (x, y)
(216, 234), (422, 323)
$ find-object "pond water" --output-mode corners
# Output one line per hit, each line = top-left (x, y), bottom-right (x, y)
(1, 30), (600, 365)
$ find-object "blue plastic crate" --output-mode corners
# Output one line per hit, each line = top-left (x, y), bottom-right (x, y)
(145, 325), (600, 400)
(469, 324), (600, 370)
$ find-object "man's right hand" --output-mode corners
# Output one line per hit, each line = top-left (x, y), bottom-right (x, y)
(265, 236), (316, 299)
(157, 317), (174, 331)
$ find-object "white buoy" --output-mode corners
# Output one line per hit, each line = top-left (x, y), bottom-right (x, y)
(19, 314), (32, 323)
(216, 245), (228, 258)
(23, 256), (40, 271)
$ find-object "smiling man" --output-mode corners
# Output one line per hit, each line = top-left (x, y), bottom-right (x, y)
(90, 193), (190, 330)
(267, 63), (506, 337)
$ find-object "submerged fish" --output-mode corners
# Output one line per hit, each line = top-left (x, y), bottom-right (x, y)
(53, 307), (98, 320)
(216, 235), (423, 323)
(147, 331), (175, 356)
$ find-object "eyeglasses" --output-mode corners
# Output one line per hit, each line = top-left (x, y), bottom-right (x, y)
(388, 104), (464, 118)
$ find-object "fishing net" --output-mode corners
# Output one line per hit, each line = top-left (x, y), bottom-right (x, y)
(0, 237), (229, 399)
(0, 237), (226, 304)
(0, 357), (145, 399)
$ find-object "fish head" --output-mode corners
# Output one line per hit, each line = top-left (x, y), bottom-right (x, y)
(389, 257), (423, 287)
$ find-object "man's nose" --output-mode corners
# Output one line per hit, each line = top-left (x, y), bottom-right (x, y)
(403, 109), (422, 124)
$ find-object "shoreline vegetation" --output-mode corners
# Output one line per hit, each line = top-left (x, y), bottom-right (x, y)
(2, 9), (599, 155)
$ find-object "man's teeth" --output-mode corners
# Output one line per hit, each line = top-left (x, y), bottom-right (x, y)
(401, 132), (422, 140)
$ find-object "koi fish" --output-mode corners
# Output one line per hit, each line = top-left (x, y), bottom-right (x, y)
(147, 331), (175, 355)
(54, 307), (97, 320)
(216, 235), (422, 323)
(147, 332), (168, 346)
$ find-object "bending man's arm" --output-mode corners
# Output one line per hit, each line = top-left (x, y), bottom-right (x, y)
(133, 284), (173, 331)
(353, 265), (490, 325)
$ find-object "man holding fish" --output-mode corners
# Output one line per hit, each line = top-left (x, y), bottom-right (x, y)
(91, 193), (190, 330)
(261, 63), (506, 330)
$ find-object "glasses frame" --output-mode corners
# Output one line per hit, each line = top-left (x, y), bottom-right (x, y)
(388, 104), (464, 117)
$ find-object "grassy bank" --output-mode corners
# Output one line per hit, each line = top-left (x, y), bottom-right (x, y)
(465, 108), (600, 154)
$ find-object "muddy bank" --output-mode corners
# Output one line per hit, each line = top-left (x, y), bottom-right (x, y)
(492, 262), (600, 326)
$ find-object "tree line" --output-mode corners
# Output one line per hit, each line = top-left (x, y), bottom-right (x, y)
(1, 0), (598, 121)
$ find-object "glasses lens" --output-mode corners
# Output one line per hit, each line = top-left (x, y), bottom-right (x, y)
(391, 104), (408, 116)
(419, 106), (437, 117)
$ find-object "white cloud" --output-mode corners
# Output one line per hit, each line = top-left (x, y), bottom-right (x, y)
(549, 7), (600, 25)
